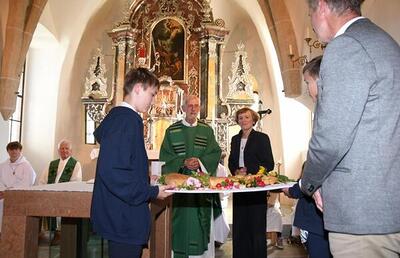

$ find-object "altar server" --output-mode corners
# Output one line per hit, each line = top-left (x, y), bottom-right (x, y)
(91, 68), (173, 258)
(0, 141), (36, 232)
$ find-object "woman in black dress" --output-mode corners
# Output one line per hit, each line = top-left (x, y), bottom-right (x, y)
(228, 107), (274, 258)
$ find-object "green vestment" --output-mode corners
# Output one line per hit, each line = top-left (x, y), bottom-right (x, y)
(46, 157), (78, 231)
(160, 120), (222, 258)
(47, 157), (77, 184)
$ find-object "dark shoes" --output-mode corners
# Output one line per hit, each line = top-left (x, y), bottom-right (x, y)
(287, 235), (302, 245)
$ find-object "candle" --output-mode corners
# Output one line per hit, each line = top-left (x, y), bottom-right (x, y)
(289, 44), (293, 55)
(306, 27), (310, 38)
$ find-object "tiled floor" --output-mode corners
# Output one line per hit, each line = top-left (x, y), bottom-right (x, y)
(38, 195), (308, 258)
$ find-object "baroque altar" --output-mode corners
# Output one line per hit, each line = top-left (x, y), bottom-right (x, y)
(81, 0), (261, 153)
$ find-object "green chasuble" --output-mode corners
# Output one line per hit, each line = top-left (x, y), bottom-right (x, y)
(47, 157), (77, 184)
(160, 120), (222, 258)
(46, 157), (78, 231)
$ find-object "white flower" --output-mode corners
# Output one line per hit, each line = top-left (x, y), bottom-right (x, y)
(186, 177), (202, 188)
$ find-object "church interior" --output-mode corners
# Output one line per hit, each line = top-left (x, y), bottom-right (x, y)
(0, 0), (399, 257)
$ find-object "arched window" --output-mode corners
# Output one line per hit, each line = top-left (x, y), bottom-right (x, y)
(9, 62), (25, 142)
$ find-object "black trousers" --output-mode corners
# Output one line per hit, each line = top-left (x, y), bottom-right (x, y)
(233, 192), (267, 258)
(108, 240), (143, 258)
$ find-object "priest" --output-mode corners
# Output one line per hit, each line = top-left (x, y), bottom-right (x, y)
(160, 95), (221, 258)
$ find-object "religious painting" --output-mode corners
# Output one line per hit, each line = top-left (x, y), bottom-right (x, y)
(151, 18), (185, 81)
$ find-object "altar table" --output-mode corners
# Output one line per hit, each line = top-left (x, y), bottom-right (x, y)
(0, 182), (172, 258)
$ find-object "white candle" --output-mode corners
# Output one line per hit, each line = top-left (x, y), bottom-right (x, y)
(306, 27), (310, 38)
(289, 44), (293, 55)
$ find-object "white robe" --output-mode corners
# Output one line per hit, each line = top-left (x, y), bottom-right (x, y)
(266, 193), (283, 233)
(214, 164), (230, 244)
(0, 155), (36, 231)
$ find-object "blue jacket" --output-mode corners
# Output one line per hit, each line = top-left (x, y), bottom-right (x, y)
(90, 106), (159, 244)
(289, 183), (325, 236)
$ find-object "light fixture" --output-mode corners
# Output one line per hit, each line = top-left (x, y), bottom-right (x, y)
(288, 27), (326, 67)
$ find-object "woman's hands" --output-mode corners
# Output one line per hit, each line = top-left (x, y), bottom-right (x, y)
(235, 167), (247, 175)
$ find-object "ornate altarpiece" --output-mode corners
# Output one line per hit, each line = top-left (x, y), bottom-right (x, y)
(82, 0), (260, 153)
(107, 0), (232, 151)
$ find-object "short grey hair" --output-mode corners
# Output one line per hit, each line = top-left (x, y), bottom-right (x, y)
(308, 0), (365, 16)
(182, 95), (200, 107)
(57, 139), (72, 150)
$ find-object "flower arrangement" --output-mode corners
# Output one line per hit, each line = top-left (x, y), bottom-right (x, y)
(158, 166), (294, 190)
(256, 166), (294, 183)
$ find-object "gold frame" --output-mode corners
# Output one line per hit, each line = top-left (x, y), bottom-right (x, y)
(150, 16), (188, 83)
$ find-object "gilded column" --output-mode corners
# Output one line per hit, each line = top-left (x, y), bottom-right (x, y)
(199, 22), (229, 119)
(108, 23), (137, 105)
(207, 38), (217, 120)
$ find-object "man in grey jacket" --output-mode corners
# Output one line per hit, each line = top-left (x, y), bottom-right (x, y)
(301, 0), (400, 257)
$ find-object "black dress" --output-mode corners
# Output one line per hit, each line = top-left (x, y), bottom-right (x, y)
(228, 129), (274, 258)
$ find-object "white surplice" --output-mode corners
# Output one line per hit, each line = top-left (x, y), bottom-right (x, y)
(0, 155), (36, 231)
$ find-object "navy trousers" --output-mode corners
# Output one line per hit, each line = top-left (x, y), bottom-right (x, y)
(108, 240), (143, 258)
(305, 232), (332, 258)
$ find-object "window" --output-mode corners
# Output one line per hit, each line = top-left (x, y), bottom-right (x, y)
(9, 63), (25, 142)
(85, 110), (97, 144)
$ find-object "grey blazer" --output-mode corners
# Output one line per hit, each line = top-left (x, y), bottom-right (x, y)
(301, 18), (400, 234)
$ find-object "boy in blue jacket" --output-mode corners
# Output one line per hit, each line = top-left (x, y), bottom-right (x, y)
(283, 56), (332, 258)
(91, 68), (174, 258)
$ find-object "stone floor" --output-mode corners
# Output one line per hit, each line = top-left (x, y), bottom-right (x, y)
(38, 236), (308, 258)
(215, 239), (307, 258)
(38, 195), (309, 258)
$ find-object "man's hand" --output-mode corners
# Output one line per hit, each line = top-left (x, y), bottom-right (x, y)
(184, 157), (200, 170)
(0, 191), (4, 200)
(157, 185), (174, 200)
(312, 188), (323, 212)
(282, 188), (290, 197)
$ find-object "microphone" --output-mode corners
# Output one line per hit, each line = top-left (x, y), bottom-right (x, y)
(257, 109), (272, 115)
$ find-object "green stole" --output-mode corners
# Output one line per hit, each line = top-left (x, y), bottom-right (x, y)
(47, 157), (77, 184)
(164, 121), (222, 257)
